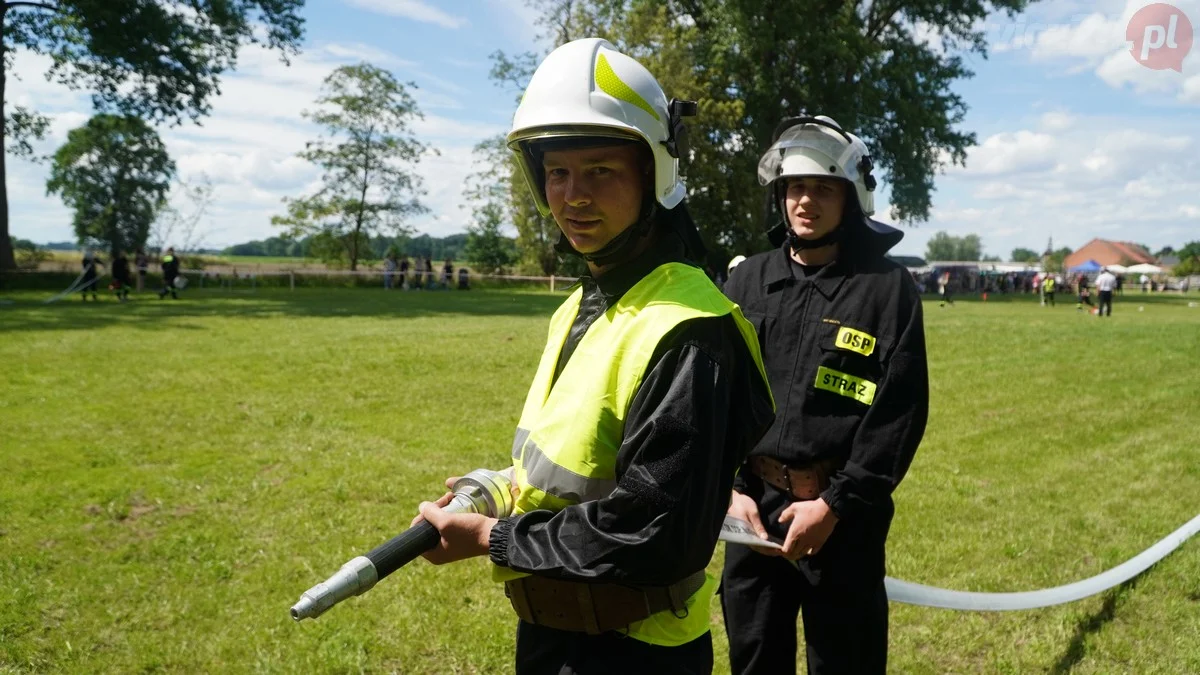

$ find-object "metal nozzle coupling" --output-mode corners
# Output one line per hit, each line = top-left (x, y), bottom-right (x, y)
(290, 556), (378, 621)
(449, 468), (515, 519)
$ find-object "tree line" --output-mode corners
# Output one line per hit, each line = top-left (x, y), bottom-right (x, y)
(223, 233), (488, 265)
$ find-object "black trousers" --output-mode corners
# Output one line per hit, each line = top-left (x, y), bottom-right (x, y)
(721, 498), (892, 675)
(1098, 290), (1113, 316)
(515, 620), (713, 675)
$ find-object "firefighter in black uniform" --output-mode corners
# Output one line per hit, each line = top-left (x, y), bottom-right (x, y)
(158, 247), (180, 299)
(110, 250), (132, 303)
(80, 249), (103, 301)
(720, 116), (929, 675)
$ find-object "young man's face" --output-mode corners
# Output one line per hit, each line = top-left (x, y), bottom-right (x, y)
(785, 177), (847, 240)
(542, 143), (647, 254)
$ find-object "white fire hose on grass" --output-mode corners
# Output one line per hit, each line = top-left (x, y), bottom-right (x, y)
(720, 513), (1200, 610)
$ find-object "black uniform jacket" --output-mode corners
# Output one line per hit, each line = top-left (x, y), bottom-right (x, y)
(723, 234), (929, 527)
(489, 232), (777, 586)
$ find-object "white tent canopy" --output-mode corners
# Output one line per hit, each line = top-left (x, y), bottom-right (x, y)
(1104, 264), (1128, 273)
(1126, 263), (1163, 274)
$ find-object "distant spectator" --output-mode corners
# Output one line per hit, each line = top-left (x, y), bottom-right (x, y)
(726, 255), (746, 278)
(399, 256), (410, 290)
(1096, 267), (1117, 317)
(424, 256), (434, 289)
(457, 267), (470, 290)
(134, 247), (149, 292)
(80, 249), (103, 302)
(939, 270), (954, 307)
(1075, 273), (1093, 312)
(110, 250), (132, 303)
(441, 258), (453, 289)
(383, 251), (398, 290)
(1140, 274), (1150, 293)
(413, 257), (425, 290)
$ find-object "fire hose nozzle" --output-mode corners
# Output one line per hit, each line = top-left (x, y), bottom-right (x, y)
(290, 555), (378, 621)
(290, 467), (515, 622)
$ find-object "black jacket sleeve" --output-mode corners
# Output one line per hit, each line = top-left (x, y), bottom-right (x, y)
(488, 316), (774, 585)
(820, 279), (929, 521)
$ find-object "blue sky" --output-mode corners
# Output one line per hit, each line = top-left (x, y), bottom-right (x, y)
(8, 0), (1200, 260)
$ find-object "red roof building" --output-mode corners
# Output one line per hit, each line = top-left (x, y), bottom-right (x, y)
(1064, 239), (1155, 270)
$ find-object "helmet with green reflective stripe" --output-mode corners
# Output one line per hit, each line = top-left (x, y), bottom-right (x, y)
(507, 38), (691, 217)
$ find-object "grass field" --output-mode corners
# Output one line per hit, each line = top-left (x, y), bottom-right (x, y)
(2, 287), (1198, 674)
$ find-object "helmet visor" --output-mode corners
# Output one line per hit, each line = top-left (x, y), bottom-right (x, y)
(757, 124), (868, 186)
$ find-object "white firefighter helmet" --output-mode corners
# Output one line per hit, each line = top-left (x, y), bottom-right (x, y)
(727, 255), (747, 274)
(507, 38), (690, 216)
(757, 116), (877, 216)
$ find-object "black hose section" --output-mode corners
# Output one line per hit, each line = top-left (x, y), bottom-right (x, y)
(366, 520), (441, 579)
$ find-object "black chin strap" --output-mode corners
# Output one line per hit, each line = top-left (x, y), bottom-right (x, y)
(556, 199), (659, 268)
(786, 226), (843, 251)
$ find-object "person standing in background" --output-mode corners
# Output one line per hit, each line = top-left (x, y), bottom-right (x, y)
(135, 248), (149, 292)
(110, 250), (132, 303)
(80, 249), (103, 301)
(1095, 267), (1117, 317)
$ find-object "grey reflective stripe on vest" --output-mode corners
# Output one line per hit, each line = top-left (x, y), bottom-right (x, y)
(512, 428), (531, 459)
(512, 428), (618, 503)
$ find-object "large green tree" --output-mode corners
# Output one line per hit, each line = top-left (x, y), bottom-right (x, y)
(1173, 241), (1200, 277)
(273, 63), (430, 271)
(925, 231), (981, 261)
(0, 0), (305, 270)
(1011, 247), (1040, 263)
(493, 0), (1029, 261)
(45, 113), (174, 255)
(462, 136), (517, 274)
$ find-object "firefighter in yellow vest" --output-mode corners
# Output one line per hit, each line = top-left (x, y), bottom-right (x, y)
(414, 38), (776, 674)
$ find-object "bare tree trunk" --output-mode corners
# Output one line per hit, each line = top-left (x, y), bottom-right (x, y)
(0, 11), (16, 271)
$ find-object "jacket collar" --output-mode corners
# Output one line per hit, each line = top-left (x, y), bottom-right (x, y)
(579, 231), (691, 306)
(762, 242), (848, 300)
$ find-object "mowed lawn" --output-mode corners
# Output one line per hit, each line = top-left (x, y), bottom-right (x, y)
(1, 287), (1197, 674)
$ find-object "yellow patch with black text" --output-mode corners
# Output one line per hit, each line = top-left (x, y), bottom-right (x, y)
(834, 326), (876, 357)
(814, 366), (876, 405)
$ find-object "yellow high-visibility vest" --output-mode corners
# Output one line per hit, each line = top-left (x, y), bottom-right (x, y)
(495, 261), (771, 647)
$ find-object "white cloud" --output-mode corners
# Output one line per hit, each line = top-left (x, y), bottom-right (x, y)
(1124, 178), (1167, 197)
(342, 0), (467, 29)
(1030, 12), (1123, 61)
(323, 43), (417, 68)
(955, 131), (1059, 176)
(1039, 111), (1077, 132)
